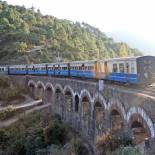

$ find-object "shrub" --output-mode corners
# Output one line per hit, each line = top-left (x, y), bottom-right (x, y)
(111, 146), (143, 155)
(43, 118), (69, 145)
(0, 106), (16, 120)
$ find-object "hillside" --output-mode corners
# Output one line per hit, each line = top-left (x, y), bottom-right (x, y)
(0, 1), (142, 65)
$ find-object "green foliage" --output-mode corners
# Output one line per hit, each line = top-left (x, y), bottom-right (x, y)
(15, 41), (27, 52)
(0, 1), (142, 64)
(43, 117), (69, 146)
(0, 106), (16, 120)
(111, 146), (143, 155)
(119, 43), (128, 57)
(0, 76), (23, 104)
(0, 76), (10, 87)
(0, 110), (71, 155)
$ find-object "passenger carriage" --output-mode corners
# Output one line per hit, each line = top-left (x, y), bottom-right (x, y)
(0, 66), (8, 75)
(70, 60), (96, 78)
(9, 65), (27, 75)
(106, 56), (155, 84)
(27, 64), (47, 75)
(47, 62), (69, 76)
(55, 63), (68, 76)
(69, 60), (105, 79)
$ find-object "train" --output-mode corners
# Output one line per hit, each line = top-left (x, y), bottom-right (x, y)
(0, 56), (155, 85)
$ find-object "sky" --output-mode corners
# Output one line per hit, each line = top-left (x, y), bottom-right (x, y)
(6, 0), (155, 56)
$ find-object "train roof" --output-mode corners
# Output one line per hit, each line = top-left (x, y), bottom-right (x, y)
(70, 60), (98, 64)
(105, 56), (148, 62)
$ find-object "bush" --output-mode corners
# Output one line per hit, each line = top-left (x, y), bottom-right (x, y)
(43, 118), (69, 145)
(0, 76), (25, 105)
(0, 110), (71, 155)
(111, 146), (143, 155)
(0, 76), (10, 88)
(0, 106), (16, 120)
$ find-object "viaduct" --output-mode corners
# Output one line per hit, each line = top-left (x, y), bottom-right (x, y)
(10, 75), (155, 154)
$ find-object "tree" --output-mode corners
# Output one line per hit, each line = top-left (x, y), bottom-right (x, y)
(119, 43), (128, 57)
(16, 42), (27, 52)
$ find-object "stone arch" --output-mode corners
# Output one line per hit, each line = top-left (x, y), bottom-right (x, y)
(55, 84), (63, 93)
(74, 93), (80, 113)
(93, 93), (106, 134)
(108, 98), (126, 132)
(54, 84), (63, 115)
(28, 80), (37, 88)
(37, 81), (45, 90)
(127, 107), (155, 143)
(45, 82), (55, 93)
(80, 89), (92, 119)
(28, 80), (36, 99)
(36, 81), (45, 100)
(93, 101), (104, 134)
(63, 85), (74, 97)
(108, 98), (126, 121)
(81, 94), (92, 135)
(45, 83), (54, 104)
(63, 86), (74, 112)
(80, 89), (92, 103)
(93, 93), (107, 110)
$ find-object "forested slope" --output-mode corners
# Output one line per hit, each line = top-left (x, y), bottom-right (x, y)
(0, 1), (142, 64)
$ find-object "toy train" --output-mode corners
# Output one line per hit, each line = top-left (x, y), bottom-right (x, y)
(0, 56), (155, 85)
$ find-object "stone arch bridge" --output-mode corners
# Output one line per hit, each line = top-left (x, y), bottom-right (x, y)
(10, 75), (155, 154)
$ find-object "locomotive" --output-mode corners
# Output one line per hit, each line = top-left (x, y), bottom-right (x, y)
(0, 56), (155, 85)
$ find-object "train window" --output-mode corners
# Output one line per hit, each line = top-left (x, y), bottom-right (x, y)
(119, 63), (125, 73)
(113, 64), (118, 72)
(126, 63), (130, 73)
(131, 63), (135, 73)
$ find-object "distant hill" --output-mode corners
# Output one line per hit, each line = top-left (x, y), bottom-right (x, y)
(0, 1), (142, 65)
(106, 31), (155, 56)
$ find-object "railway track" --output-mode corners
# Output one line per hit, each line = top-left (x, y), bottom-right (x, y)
(102, 80), (155, 98)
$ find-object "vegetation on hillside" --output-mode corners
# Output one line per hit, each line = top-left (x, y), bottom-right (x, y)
(0, 76), (24, 105)
(110, 147), (143, 155)
(0, 110), (92, 155)
(0, 1), (142, 64)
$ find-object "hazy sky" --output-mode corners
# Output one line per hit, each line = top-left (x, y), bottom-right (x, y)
(6, 0), (155, 55)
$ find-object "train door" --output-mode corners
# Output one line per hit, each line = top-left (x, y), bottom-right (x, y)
(95, 62), (99, 79)
(126, 62), (130, 83)
(53, 65), (55, 76)
(68, 63), (70, 77)
(58, 64), (60, 75)
(82, 63), (85, 78)
(104, 61), (108, 78)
